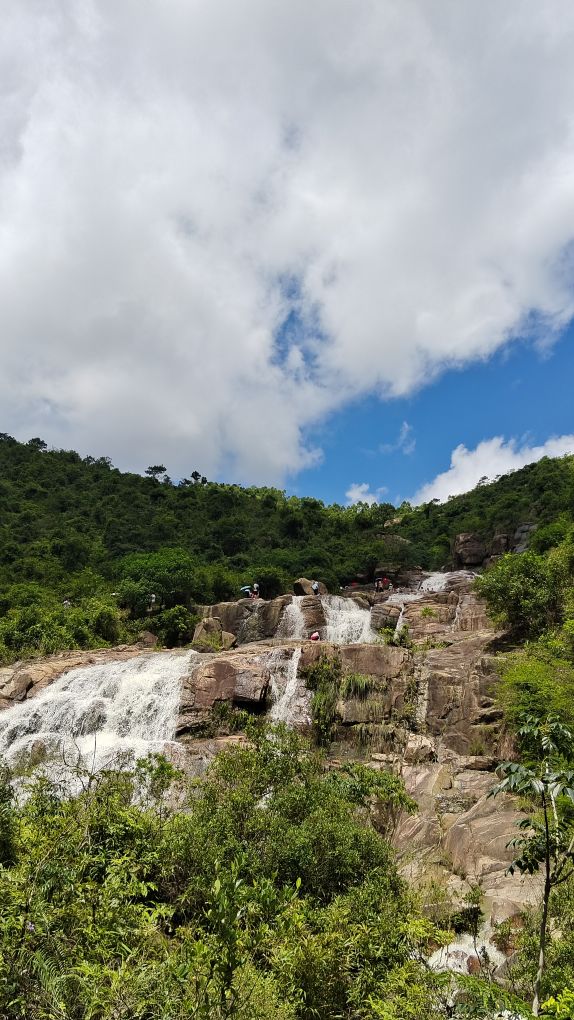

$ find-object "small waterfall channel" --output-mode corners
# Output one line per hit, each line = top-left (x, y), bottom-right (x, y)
(267, 647), (309, 727)
(386, 571), (475, 634)
(0, 650), (195, 790)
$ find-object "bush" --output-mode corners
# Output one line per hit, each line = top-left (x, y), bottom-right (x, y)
(154, 605), (197, 646)
(475, 551), (566, 637)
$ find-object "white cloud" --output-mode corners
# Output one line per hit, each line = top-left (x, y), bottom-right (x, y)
(2, 3), (574, 481)
(380, 422), (416, 456)
(413, 434), (574, 504)
(346, 482), (388, 506)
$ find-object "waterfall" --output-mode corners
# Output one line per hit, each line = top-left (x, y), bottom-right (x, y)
(419, 572), (449, 592)
(267, 647), (310, 728)
(276, 597), (306, 640)
(0, 650), (195, 788)
(322, 595), (375, 644)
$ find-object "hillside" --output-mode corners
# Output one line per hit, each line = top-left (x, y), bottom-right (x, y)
(0, 431), (573, 662)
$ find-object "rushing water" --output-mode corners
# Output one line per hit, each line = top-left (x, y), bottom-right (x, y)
(385, 570), (476, 633)
(267, 647), (308, 727)
(277, 594), (375, 643)
(322, 595), (376, 643)
(0, 651), (195, 787)
(276, 599), (306, 640)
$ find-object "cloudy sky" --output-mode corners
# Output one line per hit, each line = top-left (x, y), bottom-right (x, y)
(2, 0), (574, 504)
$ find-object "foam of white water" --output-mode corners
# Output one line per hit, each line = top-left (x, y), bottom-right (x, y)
(322, 594), (376, 643)
(267, 647), (310, 728)
(428, 930), (506, 975)
(0, 651), (195, 789)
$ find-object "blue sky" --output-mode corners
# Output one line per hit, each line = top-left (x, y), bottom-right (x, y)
(293, 326), (574, 506)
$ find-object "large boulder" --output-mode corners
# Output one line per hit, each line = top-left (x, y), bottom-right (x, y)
(201, 595), (293, 644)
(452, 533), (487, 568)
(371, 602), (401, 631)
(238, 595), (293, 643)
(402, 594), (457, 639)
(293, 578), (328, 596)
(490, 534), (509, 556)
(512, 523), (536, 553)
(419, 636), (502, 754)
(300, 595), (327, 633)
(299, 641), (409, 681)
(193, 617), (222, 641)
(178, 651), (270, 734)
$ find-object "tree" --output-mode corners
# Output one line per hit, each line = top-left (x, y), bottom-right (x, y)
(145, 465), (167, 482)
(491, 715), (574, 1015)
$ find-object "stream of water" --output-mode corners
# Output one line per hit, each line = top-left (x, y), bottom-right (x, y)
(0, 650), (194, 789)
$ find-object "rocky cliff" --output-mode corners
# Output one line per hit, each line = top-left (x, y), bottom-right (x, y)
(0, 571), (538, 967)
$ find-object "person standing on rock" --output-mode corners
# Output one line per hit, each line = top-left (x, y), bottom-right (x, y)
(252, 583), (260, 599)
(312, 580), (320, 596)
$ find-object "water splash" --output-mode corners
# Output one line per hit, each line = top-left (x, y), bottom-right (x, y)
(0, 651), (195, 788)
(420, 572), (449, 592)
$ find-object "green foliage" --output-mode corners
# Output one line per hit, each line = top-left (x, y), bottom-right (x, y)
(153, 604), (197, 646)
(1, 437), (573, 663)
(491, 715), (574, 1015)
(420, 606), (438, 619)
(0, 596), (126, 661)
(476, 550), (566, 638)
(339, 671), (377, 699)
(542, 988), (574, 1018)
(499, 650), (574, 731)
(0, 729), (453, 1020)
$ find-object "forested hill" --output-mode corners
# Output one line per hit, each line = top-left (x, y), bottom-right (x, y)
(0, 429), (573, 662)
(1, 433), (573, 599)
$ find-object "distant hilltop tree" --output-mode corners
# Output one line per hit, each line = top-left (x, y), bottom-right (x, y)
(145, 465), (167, 482)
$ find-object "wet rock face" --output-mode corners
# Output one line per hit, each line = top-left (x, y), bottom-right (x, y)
(394, 758), (540, 922)
(300, 595), (327, 633)
(371, 602), (401, 630)
(422, 636), (502, 755)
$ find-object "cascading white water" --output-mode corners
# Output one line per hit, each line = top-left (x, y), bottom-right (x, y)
(0, 650), (195, 788)
(268, 647), (306, 725)
(419, 572), (449, 592)
(276, 598), (306, 640)
(428, 928), (506, 975)
(322, 595), (376, 644)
